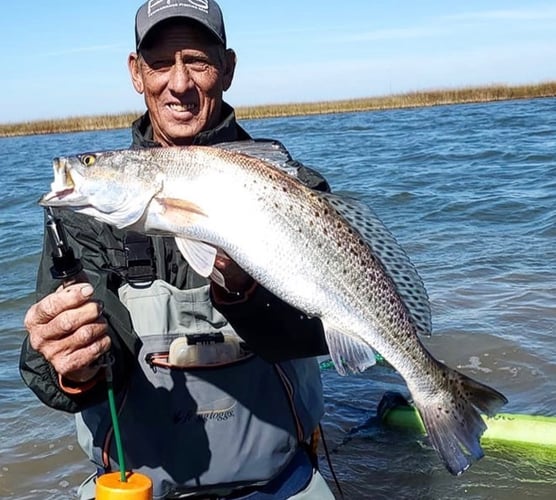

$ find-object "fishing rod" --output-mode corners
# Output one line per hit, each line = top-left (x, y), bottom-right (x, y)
(44, 208), (152, 499)
(45, 207), (83, 283)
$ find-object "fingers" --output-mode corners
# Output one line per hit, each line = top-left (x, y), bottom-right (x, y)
(25, 283), (95, 329)
(24, 283), (111, 379)
(37, 317), (111, 380)
(39, 318), (110, 374)
(212, 253), (255, 294)
(213, 248), (231, 269)
(27, 296), (104, 347)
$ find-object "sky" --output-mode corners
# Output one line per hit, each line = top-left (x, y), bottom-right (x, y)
(1, 0), (555, 123)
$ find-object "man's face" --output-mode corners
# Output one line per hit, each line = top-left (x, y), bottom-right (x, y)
(129, 21), (235, 146)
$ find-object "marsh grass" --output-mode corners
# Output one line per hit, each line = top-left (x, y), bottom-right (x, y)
(0, 113), (140, 138)
(2, 82), (555, 137)
(238, 82), (556, 119)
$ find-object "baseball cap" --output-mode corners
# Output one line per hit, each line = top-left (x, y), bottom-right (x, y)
(135, 0), (226, 50)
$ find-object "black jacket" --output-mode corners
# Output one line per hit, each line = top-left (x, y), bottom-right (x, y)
(20, 103), (329, 413)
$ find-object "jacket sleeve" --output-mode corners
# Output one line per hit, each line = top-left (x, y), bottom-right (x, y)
(212, 158), (331, 362)
(212, 285), (329, 362)
(19, 211), (137, 413)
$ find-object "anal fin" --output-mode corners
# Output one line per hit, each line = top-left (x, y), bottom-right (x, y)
(175, 237), (217, 278)
(322, 321), (377, 376)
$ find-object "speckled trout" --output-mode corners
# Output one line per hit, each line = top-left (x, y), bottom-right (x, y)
(40, 140), (507, 475)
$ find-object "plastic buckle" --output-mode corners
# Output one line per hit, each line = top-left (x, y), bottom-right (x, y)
(124, 232), (156, 286)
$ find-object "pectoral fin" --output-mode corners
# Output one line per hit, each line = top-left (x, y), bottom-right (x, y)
(158, 197), (208, 225)
(154, 197), (215, 277)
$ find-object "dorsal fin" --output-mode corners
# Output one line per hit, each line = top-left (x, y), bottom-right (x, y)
(214, 140), (300, 176)
(322, 191), (432, 337)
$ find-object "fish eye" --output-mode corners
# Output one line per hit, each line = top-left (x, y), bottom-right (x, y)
(81, 154), (96, 167)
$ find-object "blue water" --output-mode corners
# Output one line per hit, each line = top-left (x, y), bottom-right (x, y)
(1, 98), (555, 499)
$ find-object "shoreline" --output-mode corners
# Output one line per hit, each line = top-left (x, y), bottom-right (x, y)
(1, 81), (555, 138)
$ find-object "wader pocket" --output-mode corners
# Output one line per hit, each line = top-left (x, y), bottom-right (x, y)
(146, 332), (253, 370)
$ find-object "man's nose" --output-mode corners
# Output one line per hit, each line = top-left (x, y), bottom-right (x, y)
(168, 58), (193, 93)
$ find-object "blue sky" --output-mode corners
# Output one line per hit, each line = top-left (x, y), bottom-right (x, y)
(1, 0), (555, 123)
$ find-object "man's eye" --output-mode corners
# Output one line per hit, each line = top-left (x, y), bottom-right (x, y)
(148, 60), (173, 70)
(185, 60), (211, 72)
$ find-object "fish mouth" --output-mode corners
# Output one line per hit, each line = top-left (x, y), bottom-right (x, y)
(39, 157), (78, 206)
(39, 188), (75, 205)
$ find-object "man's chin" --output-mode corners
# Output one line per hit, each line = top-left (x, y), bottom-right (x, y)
(163, 122), (204, 145)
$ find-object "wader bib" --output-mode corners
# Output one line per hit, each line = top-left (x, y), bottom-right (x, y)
(76, 279), (326, 499)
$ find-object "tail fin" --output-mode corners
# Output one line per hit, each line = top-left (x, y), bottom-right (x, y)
(416, 369), (508, 475)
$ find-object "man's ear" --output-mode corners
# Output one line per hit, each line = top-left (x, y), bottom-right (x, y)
(128, 52), (144, 94)
(222, 49), (237, 91)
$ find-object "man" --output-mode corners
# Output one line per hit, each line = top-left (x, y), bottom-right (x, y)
(21, 1), (336, 498)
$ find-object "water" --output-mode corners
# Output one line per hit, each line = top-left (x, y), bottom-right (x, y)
(1, 98), (555, 499)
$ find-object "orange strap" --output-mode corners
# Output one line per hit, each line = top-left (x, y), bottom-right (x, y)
(308, 426), (321, 466)
(58, 370), (102, 395)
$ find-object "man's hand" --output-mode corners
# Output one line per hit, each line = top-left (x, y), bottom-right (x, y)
(24, 283), (110, 383)
(211, 251), (256, 301)
(213, 251), (254, 293)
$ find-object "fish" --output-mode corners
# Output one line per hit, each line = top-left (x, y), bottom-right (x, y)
(39, 140), (507, 475)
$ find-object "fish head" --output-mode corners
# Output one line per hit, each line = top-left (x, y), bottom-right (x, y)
(39, 149), (164, 229)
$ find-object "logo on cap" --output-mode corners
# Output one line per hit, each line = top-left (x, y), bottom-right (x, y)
(147, 0), (209, 17)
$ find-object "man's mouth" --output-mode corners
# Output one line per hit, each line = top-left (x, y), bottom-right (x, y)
(168, 103), (196, 113)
